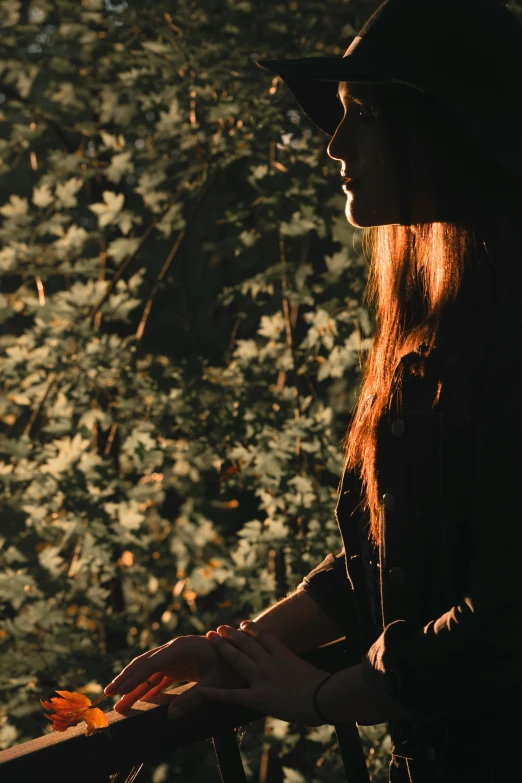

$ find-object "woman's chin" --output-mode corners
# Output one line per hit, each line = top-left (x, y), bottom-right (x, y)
(345, 195), (375, 228)
(345, 203), (379, 229)
(345, 200), (403, 228)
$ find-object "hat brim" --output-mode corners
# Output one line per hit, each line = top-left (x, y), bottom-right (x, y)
(256, 55), (406, 136)
(256, 56), (385, 83)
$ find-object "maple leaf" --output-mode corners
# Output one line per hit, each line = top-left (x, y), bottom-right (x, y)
(83, 707), (109, 735)
(41, 689), (109, 735)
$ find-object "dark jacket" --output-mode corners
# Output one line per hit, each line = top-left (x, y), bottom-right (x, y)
(299, 302), (522, 782)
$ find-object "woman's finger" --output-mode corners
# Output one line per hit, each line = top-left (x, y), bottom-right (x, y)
(105, 642), (174, 695)
(215, 625), (268, 666)
(104, 645), (168, 694)
(113, 674), (173, 713)
(206, 632), (258, 680)
(142, 675), (175, 700)
(239, 622), (287, 655)
(166, 684), (200, 719)
(113, 681), (155, 712)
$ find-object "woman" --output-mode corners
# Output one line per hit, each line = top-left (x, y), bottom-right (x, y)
(104, 1), (522, 780)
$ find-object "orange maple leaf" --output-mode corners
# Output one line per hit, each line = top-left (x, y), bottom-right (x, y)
(41, 689), (109, 735)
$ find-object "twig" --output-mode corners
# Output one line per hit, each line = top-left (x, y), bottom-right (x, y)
(228, 317), (242, 354)
(23, 372), (59, 439)
(135, 167), (216, 342)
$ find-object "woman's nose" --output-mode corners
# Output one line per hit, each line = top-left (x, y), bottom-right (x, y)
(327, 139), (339, 162)
(327, 121), (356, 165)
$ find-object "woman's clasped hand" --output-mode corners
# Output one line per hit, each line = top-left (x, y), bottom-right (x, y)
(103, 632), (249, 719)
(192, 621), (331, 726)
(103, 622), (331, 725)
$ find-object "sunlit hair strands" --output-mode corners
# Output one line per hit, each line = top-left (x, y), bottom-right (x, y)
(342, 83), (522, 550)
(257, 0), (522, 550)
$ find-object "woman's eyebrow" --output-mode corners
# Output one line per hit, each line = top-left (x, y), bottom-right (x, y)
(336, 88), (363, 105)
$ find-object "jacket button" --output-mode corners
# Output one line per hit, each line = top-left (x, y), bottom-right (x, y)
(382, 492), (395, 510)
(389, 567), (406, 584)
(425, 746), (436, 762)
(391, 419), (405, 437)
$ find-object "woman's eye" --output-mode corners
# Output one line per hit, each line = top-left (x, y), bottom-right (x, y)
(338, 97), (375, 121)
(357, 105), (374, 121)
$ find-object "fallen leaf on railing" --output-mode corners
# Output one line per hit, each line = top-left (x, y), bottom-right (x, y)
(41, 689), (109, 735)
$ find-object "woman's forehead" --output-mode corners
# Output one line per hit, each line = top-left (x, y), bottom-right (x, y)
(337, 81), (377, 98)
(336, 83), (379, 105)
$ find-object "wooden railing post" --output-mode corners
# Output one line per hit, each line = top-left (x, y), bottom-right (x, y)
(212, 729), (248, 783)
(335, 723), (371, 783)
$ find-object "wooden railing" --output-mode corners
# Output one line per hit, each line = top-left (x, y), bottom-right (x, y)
(0, 640), (371, 783)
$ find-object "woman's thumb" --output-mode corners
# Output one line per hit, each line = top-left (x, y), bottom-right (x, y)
(167, 682), (201, 720)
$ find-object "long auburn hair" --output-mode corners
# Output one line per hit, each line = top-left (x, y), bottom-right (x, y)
(342, 83), (522, 550)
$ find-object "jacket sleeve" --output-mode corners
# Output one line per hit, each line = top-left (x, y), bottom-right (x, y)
(297, 550), (360, 637)
(363, 317), (522, 720)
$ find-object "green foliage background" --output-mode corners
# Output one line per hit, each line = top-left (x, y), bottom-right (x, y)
(3, 0), (520, 781)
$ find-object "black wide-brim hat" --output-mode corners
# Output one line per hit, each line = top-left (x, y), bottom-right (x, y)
(256, 0), (522, 177)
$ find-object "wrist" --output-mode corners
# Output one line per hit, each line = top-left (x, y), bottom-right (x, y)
(313, 671), (336, 724)
(315, 662), (417, 725)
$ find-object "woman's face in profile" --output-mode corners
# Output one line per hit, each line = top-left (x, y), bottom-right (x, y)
(327, 82), (439, 228)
